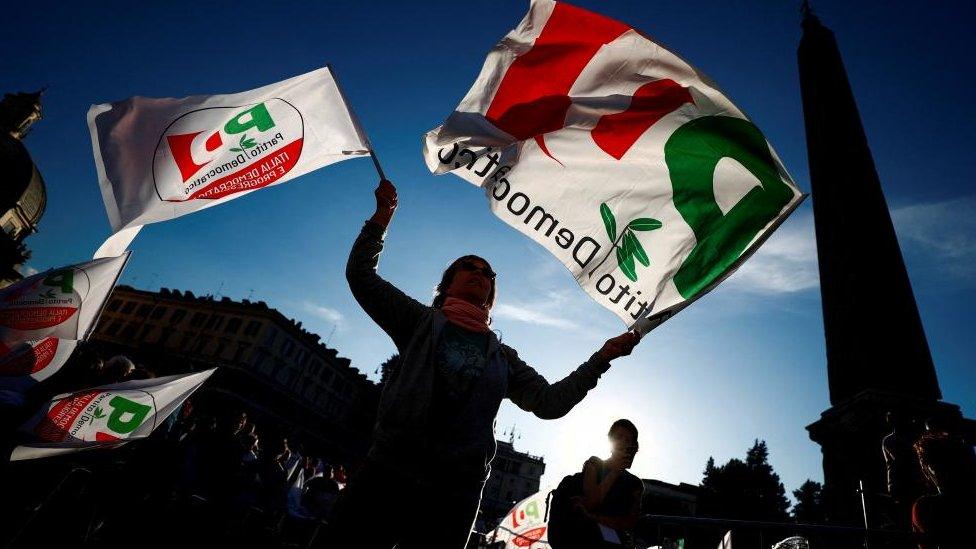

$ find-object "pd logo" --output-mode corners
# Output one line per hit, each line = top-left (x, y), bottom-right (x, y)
(0, 269), (83, 332)
(153, 99), (304, 201)
(36, 390), (155, 443)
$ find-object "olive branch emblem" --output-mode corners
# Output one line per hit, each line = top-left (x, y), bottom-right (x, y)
(229, 133), (257, 153)
(92, 407), (106, 420)
(589, 203), (662, 282)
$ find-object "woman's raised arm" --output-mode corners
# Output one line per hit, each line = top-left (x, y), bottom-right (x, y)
(346, 179), (429, 350)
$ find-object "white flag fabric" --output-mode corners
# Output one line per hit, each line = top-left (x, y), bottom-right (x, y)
(424, 0), (803, 331)
(490, 488), (551, 548)
(0, 337), (78, 407)
(10, 368), (215, 461)
(718, 530), (733, 549)
(0, 253), (128, 342)
(88, 66), (369, 257)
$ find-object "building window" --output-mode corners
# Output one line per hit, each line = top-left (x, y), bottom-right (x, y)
(151, 306), (168, 320)
(295, 348), (307, 366)
(263, 327), (278, 346)
(106, 299), (122, 312)
(224, 317), (242, 334)
(137, 303), (153, 317)
(120, 323), (138, 339)
(104, 319), (123, 336)
(138, 324), (153, 340)
(170, 309), (187, 325)
(214, 341), (227, 357)
(190, 312), (206, 326)
(244, 320), (260, 336)
(281, 339), (295, 358)
(206, 314), (224, 330)
(121, 301), (136, 314)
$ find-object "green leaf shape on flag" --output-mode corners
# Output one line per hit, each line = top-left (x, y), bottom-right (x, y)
(625, 231), (649, 267)
(616, 245), (637, 282)
(600, 203), (617, 242)
(242, 138), (257, 149)
(93, 407), (105, 419)
(230, 148), (242, 152)
(628, 218), (662, 231)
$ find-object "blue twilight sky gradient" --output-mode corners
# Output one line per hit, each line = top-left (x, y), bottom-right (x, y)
(4, 0), (976, 498)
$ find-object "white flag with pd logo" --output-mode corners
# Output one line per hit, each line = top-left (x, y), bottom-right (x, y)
(424, 0), (804, 332)
(10, 368), (215, 461)
(0, 253), (128, 342)
(88, 67), (369, 256)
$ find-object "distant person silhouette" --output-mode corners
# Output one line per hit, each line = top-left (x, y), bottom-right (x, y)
(549, 419), (644, 548)
(327, 179), (641, 549)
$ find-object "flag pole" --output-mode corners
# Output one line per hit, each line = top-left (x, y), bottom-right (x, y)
(327, 64), (387, 181)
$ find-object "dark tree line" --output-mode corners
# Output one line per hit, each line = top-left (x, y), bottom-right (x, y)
(699, 439), (825, 523)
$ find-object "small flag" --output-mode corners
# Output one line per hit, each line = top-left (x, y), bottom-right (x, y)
(0, 253), (128, 342)
(10, 368), (215, 460)
(88, 67), (370, 257)
(424, 0), (803, 332)
(490, 489), (551, 548)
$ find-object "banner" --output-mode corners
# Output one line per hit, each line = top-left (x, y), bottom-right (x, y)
(88, 66), (370, 257)
(423, 0), (804, 332)
(0, 253), (128, 342)
(10, 368), (215, 461)
(0, 337), (78, 406)
(490, 489), (552, 548)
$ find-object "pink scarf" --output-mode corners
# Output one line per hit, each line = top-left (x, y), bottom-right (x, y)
(441, 297), (491, 333)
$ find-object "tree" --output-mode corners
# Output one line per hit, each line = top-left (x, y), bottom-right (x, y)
(378, 354), (400, 387)
(792, 480), (826, 524)
(698, 439), (791, 522)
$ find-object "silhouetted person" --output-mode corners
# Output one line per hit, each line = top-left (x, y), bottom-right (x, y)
(883, 412), (919, 504)
(101, 355), (135, 383)
(328, 179), (641, 549)
(549, 419), (644, 548)
(911, 432), (976, 548)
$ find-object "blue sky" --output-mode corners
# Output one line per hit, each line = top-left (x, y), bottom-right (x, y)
(5, 0), (976, 498)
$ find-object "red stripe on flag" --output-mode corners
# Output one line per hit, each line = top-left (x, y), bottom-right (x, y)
(591, 79), (693, 159)
(485, 2), (630, 141)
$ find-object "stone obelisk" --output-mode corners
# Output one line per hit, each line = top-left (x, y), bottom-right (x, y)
(799, 3), (975, 532)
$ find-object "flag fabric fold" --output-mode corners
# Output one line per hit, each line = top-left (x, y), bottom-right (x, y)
(423, 0), (804, 332)
(88, 66), (369, 257)
(10, 368), (215, 461)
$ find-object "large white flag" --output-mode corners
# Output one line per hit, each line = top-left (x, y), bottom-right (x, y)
(490, 488), (552, 548)
(424, 0), (803, 331)
(0, 254), (128, 342)
(88, 66), (369, 257)
(10, 368), (215, 461)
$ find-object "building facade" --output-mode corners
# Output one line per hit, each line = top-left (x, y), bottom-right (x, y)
(0, 90), (46, 243)
(89, 285), (379, 463)
(480, 440), (546, 527)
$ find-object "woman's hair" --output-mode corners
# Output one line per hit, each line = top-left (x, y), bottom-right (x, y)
(431, 254), (496, 310)
(608, 418), (639, 441)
